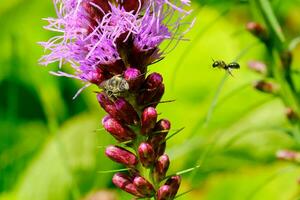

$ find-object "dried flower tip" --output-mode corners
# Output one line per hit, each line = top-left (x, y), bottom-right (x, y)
(285, 108), (299, 121)
(157, 185), (173, 200)
(248, 60), (267, 75)
(105, 145), (138, 166)
(124, 68), (144, 91)
(154, 154), (170, 182)
(253, 80), (278, 94)
(102, 115), (136, 142)
(246, 22), (268, 42)
(138, 142), (155, 168)
(141, 107), (158, 135)
(276, 149), (300, 162)
(112, 173), (144, 197)
(133, 176), (155, 197)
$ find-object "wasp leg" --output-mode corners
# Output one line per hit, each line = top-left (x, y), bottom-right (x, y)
(227, 69), (234, 77)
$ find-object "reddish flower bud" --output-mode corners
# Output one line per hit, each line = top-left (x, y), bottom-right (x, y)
(83, 68), (106, 85)
(97, 93), (139, 125)
(157, 185), (173, 200)
(112, 173), (144, 197)
(248, 60), (267, 74)
(154, 154), (170, 182)
(165, 175), (181, 194)
(114, 98), (140, 125)
(97, 92), (118, 115)
(157, 176), (181, 199)
(154, 119), (171, 136)
(133, 176), (155, 197)
(102, 115), (136, 142)
(137, 73), (164, 106)
(138, 142), (155, 168)
(141, 107), (158, 135)
(124, 68), (144, 91)
(105, 145), (138, 166)
(148, 83), (165, 107)
(246, 22), (268, 42)
(253, 80), (278, 94)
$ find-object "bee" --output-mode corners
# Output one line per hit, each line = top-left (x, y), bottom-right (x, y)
(100, 75), (129, 99)
(212, 60), (240, 76)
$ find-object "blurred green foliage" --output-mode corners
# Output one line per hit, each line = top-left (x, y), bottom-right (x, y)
(1, 0), (300, 199)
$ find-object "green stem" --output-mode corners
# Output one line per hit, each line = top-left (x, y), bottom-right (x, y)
(253, 0), (300, 144)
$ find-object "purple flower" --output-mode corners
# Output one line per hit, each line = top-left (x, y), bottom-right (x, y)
(40, 1), (193, 199)
(40, 0), (193, 92)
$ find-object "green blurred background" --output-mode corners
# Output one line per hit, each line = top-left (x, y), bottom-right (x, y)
(1, 0), (300, 199)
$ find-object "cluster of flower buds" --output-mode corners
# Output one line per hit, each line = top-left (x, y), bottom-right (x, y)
(40, 0), (193, 199)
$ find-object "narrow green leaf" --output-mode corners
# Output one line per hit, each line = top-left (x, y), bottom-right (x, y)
(97, 168), (129, 174)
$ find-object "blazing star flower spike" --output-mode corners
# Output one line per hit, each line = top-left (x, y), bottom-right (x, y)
(40, 0), (193, 199)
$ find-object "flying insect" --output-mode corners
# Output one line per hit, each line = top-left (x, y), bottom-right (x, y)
(100, 75), (129, 99)
(212, 59), (240, 76)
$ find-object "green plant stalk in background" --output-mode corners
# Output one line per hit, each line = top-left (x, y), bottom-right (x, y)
(252, 0), (300, 144)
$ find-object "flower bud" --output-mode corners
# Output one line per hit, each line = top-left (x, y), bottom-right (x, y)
(248, 60), (267, 75)
(82, 68), (106, 85)
(165, 175), (181, 194)
(154, 154), (170, 182)
(124, 68), (144, 91)
(157, 175), (181, 199)
(97, 93), (139, 125)
(133, 176), (155, 197)
(114, 98), (140, 125)
(105, 145), (138, 166)
(112, 173), (144, 197)
(157, 185), (173, 200)
(285, 108), (299, 122)
(138, 142), (155, 168)
(253, 80), (278, 94)
(141, 107), (158, 135)
(97, 92), (118, 116)
(154, 119), (171, 136)
(102, 115), (136, 142)
(137, 73), (164, 106)
(148, 83), (165, 107)
(276, 149), (300, 162)
(246, 22), (268, 42)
